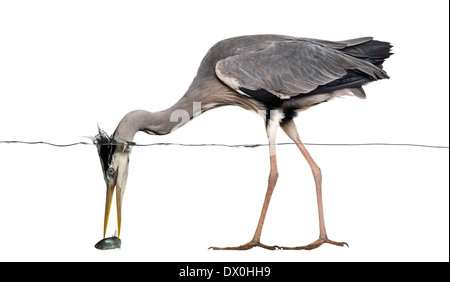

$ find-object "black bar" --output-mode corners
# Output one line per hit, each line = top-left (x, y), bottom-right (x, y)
(141, 262), (302, 280)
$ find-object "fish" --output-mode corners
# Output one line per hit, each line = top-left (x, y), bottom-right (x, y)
(95, 236), (121, 250)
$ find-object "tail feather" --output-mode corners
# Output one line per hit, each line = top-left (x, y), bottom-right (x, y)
(308, 39), (392, 96)
(342, 40), (393, 67)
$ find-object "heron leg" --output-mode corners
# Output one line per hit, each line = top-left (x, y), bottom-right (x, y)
(280, 120), (347, 250)
(209, 153), (280, 250)
(210, 118), (280, 251)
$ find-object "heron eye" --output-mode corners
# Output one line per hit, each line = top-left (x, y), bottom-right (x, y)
(107, 167), (115, 176)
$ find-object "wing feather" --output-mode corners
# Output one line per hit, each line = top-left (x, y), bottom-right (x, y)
(216, 39), (385, 99)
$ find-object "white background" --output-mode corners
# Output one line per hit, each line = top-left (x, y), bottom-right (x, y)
(0, 0), (448, 262)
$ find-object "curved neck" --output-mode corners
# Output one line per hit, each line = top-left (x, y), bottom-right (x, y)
(112, 78), (232, 143)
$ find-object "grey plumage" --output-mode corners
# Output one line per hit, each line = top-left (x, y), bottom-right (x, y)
(109, 35), (392, 141)
(216, 38), (388, 98)
(94, 34), (392, 250)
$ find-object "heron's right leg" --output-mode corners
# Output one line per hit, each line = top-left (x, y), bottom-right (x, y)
(210, 118), (280, 251)
(209, 144), (280, 250)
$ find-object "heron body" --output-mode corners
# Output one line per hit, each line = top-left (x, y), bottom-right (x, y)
(95, 34), (392, 250)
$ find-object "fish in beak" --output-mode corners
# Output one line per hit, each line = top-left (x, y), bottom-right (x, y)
(94, 128), (130, 238)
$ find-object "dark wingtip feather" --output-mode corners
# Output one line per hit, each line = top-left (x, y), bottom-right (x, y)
(343, 40), (393, 66)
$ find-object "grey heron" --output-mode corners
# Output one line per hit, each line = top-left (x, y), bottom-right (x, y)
(94, 34), (392, 250)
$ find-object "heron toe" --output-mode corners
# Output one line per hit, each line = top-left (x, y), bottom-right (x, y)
(280, 236), (348, 250)
(209, 240), (280, 250)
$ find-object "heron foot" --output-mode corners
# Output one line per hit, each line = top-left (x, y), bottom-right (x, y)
(280, 236), (348, 250)
(209, 239), (280, 251)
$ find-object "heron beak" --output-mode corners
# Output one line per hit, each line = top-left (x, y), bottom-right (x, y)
(97, 135), (130, 239)
(103, 167), (126, 238)
(116, 183), (123, 238)
(103, 178), (116, 238)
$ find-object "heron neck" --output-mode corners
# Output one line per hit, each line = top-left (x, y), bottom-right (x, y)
(112, 79), (219, 143)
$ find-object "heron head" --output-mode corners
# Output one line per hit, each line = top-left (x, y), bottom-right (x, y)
(94, 127), (131, 238)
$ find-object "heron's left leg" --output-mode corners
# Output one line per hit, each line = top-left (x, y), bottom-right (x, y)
(280, 120), (347, 250)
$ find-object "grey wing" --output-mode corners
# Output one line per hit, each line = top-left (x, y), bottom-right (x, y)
(215, 40), (385, 99)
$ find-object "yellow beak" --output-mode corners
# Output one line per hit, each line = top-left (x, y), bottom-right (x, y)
(103, 178), (123, 238)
